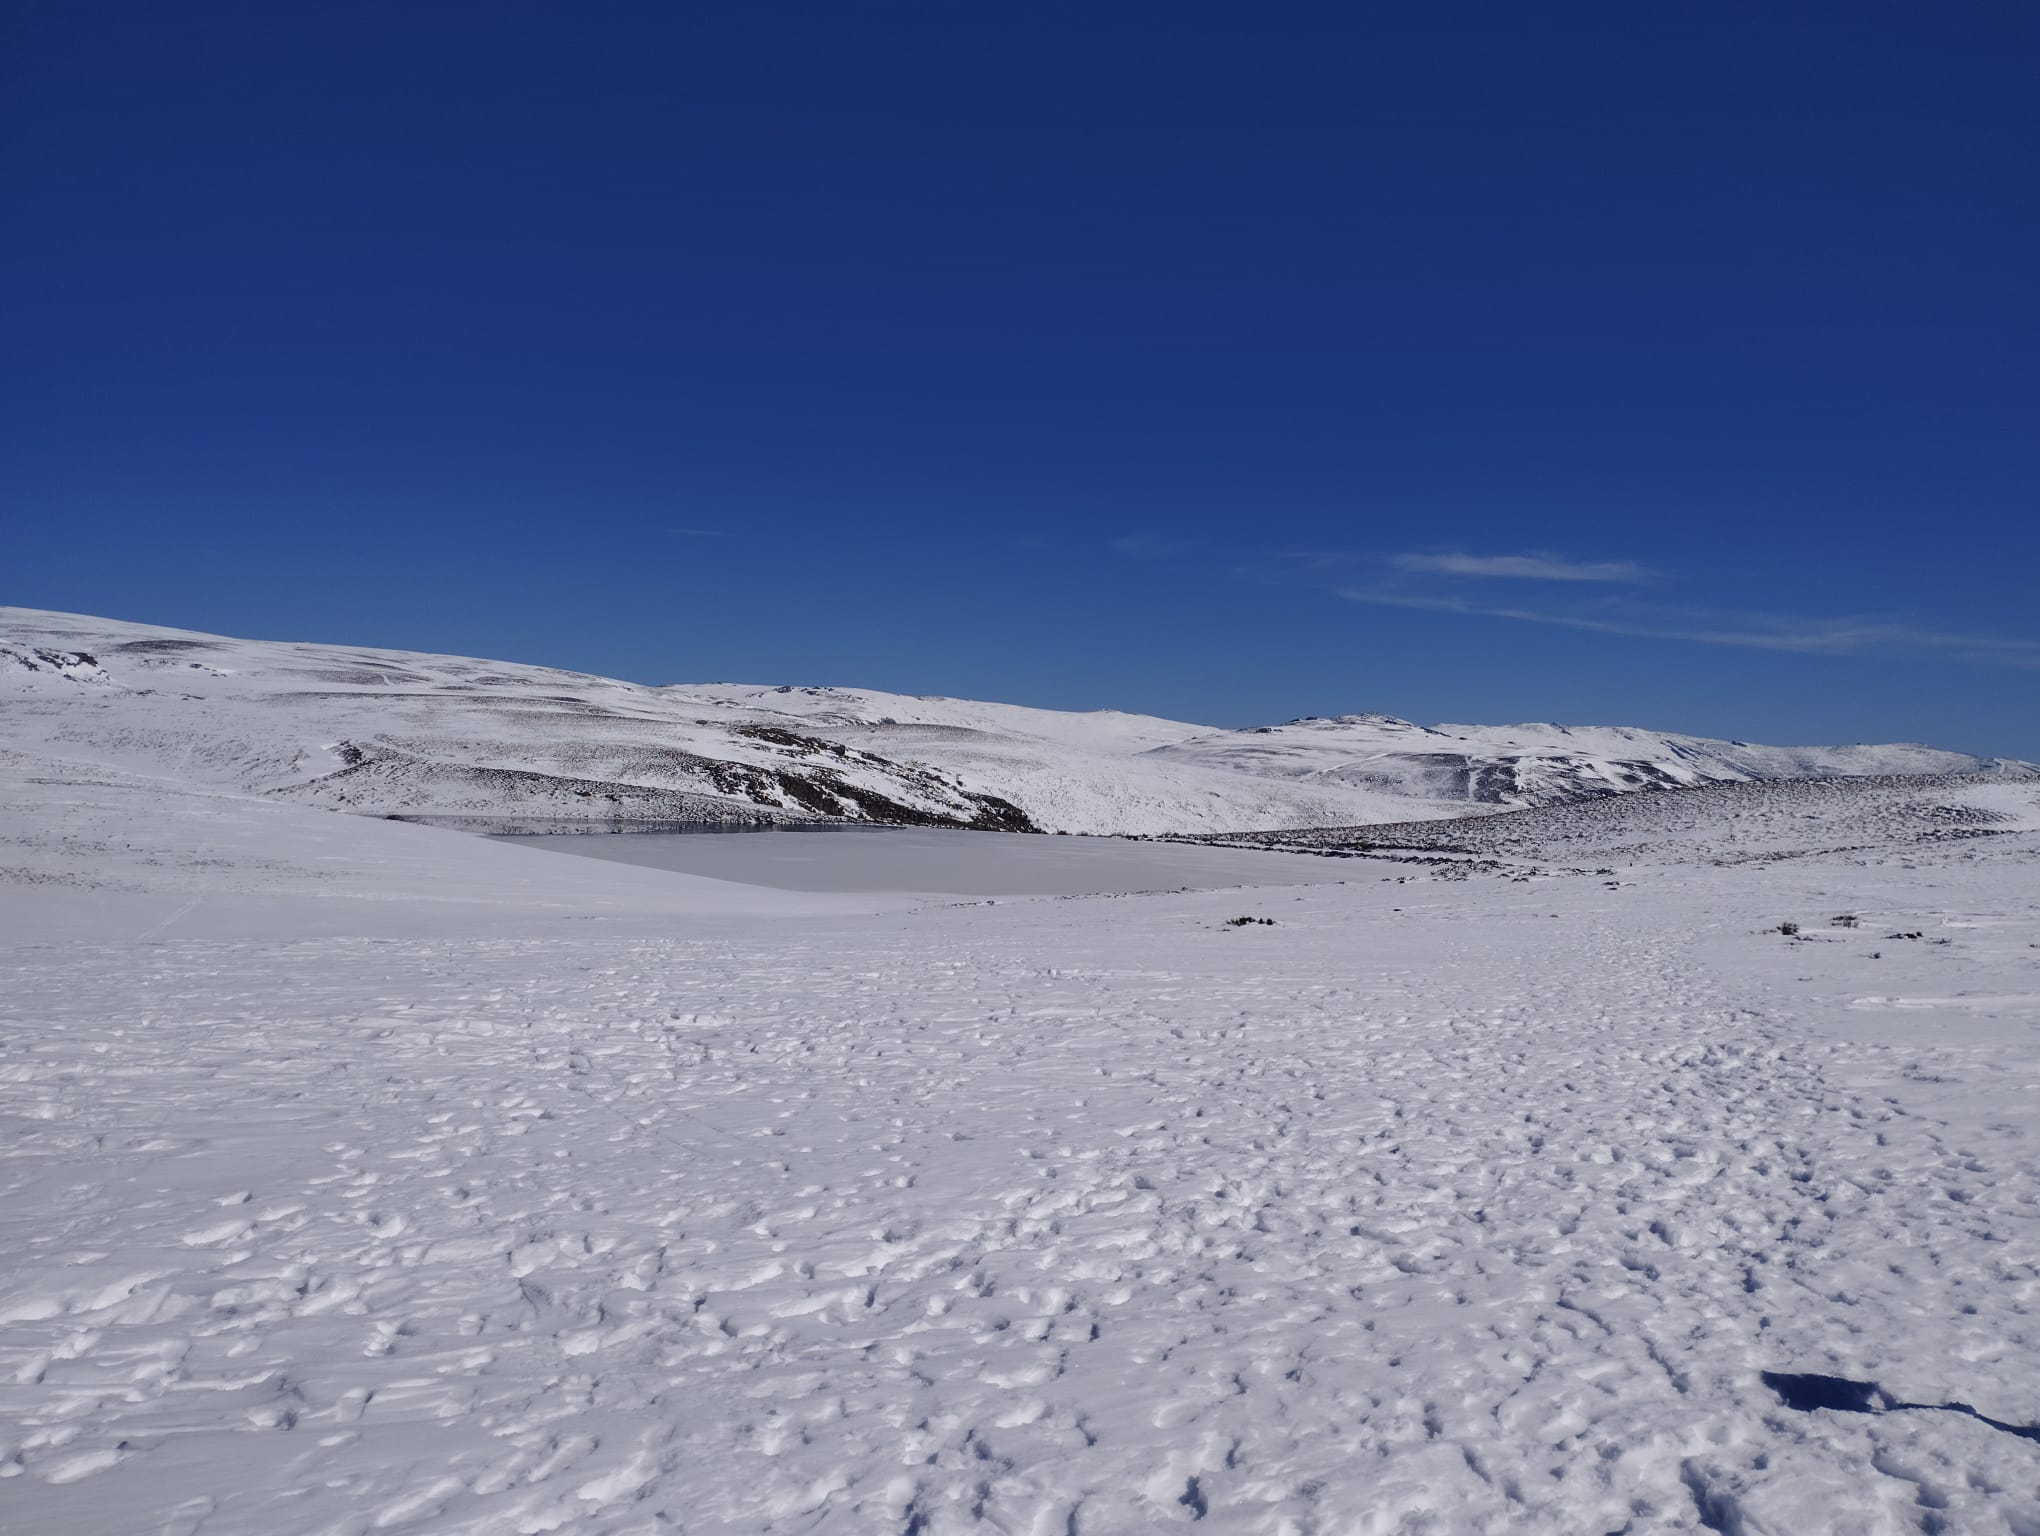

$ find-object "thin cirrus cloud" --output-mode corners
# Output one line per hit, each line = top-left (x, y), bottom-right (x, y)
(1249, 547), (2040, 671)
(1390, 551), (1654, 583)
(1337, 589), (2040, 670)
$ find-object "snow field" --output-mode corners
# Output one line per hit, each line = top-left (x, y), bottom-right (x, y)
(4, 809), (2038, 1533)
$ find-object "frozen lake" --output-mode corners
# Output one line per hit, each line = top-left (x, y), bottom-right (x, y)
(492, 824), (1347, 896)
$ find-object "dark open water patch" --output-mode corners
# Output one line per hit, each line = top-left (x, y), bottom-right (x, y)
(1762, 1372), (2040, 1442)
(1761, 1373), (1883, 1414)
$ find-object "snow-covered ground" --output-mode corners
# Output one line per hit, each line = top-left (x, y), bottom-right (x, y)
(4, 746), (2038, 1533)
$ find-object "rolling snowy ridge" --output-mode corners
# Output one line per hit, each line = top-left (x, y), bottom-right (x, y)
(1151, 712), (2031, 808)
(2, 607), (2029, 837)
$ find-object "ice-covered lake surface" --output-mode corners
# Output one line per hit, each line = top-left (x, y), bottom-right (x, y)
(494, 825), (1353, 896)
(4, 765), (2040, 1535)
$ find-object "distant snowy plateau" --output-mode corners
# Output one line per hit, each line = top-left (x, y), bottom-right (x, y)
(2, 607), (2030, 838)
(4, 606), (2039, 1535)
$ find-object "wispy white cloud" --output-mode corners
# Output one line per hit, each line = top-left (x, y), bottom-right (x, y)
(1222, 546), (2039, 673)
(1337, 588), (2040, 668)
(1391, 551), (1653, 583)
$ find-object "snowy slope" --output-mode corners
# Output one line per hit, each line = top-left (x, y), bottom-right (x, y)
(5, 740), (2040, 1533)
(1151, 711), (2031, 807)
(0, 611), (1034, 830)
(4, 607), (2029, 837)
(662, 683), (1459, 834)
(0, 610), (1465, 836)
(671, 682), (1208, 755)
(1190, 770), (2040, 874)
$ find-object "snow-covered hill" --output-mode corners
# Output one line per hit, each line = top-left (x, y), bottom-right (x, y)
(1151, 712), (2031, 807)
(657, 683), (1459, 834)
(3, 608), (2030, 837)
(0, 609), (1453, 836)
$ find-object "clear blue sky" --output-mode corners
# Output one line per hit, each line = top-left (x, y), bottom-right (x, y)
(7, 3), (2037, 755)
